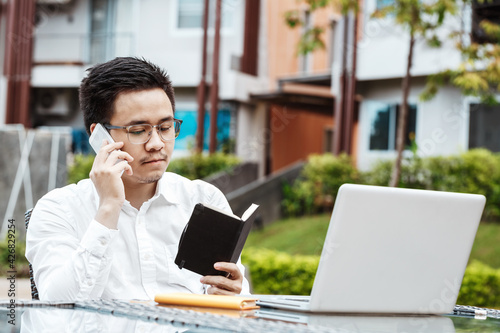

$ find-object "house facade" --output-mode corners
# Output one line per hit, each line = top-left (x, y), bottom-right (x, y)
(355, 0), (500, 170)
(1, 0), (268, 170)
(1, 0), (498, 178)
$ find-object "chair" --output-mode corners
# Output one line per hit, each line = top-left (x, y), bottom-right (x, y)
(24, 208), (39, 300)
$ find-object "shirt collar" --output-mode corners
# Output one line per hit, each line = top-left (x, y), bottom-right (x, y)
(90, 173), (181, 209)
(158, 173), (181, 205)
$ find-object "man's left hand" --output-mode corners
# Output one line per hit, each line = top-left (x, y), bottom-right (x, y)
(200, 262), (243, 295)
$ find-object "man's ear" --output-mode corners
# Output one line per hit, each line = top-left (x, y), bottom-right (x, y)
(90, 123), (97, 134)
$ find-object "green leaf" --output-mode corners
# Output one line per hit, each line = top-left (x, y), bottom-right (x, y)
(426, 34), (442, 48)
(284, 10), (302, 28)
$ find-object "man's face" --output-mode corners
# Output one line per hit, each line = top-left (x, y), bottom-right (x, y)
(107, 88), (175, 186)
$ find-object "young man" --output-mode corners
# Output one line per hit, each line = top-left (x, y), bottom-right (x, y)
(25, 57), (249, 301)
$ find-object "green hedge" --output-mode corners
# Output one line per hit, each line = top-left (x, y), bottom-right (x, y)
(0, 237), (29, 278)
(282, 153), (361, 216)
(242, 248), (319, 295)
(67, 154), (95, 185)
(285, 149), (500, 220)
(457, 260), (500, 307)
(167, 152), (240, 180)
(67, 152), (241, 184)
(365, 149), (500, 220)
(242, 249), (500, 308)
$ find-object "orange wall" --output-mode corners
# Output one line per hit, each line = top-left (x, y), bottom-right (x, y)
(270, 105), (334, 173)
(266, 1), (338, 89)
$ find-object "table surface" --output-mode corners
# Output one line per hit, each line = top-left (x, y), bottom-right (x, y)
(0, 299), (499, 333)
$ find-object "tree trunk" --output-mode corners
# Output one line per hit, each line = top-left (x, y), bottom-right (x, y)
(389, 34), (415, 187)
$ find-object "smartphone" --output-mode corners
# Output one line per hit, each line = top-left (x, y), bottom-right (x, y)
(89, 123), (116, 153)
(89, 123), (126, 175)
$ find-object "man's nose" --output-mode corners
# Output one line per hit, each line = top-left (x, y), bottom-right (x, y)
(146, 128), (165, 150)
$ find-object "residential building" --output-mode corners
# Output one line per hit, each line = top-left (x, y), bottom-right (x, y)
(355, 0), (500, 170)
(2, 0), (498, 179)
(1, 0), (268, 171)
(257, 0), (500, 172)
(251, 1), (340, 173)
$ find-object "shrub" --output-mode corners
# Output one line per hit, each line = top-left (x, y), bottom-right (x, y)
(67, 154), (95, 184)
(347, 149), (500, 221)
(364, 153), (430, 189)
(282, 153), (361, 216)
(0, 237), (30, 278)
(167, 152), (240, 180)
(242, 248), (319, 295)
(67, 152), (241, 184)
(458, 260), (500, 308)
(243, 249), (500, 308)
(427, 149), (500, 220)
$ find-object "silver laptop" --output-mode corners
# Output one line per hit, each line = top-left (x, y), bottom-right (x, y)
(257, 184), (485, 314)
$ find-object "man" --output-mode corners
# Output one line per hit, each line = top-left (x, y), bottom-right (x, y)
(25, 57), (249, 301)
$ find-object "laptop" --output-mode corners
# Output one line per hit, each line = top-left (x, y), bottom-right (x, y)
(256, 184), (485, 314)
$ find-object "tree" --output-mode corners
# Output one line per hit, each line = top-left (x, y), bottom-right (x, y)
(421, 17), (500, 105)
(285, 0), (456, 187)
(285, 0), (500, 188)
(372, 0), (458, 187)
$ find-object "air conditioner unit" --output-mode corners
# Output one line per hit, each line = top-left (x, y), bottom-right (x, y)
(35, 88), (72, 116)
(36, 0), (72, 4)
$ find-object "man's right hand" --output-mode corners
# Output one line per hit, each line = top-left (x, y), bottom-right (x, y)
(90, 140), (133, 229)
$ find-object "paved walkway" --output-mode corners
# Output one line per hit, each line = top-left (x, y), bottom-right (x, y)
(0, 277), (32, 300)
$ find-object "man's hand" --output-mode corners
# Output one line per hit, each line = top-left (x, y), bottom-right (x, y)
(90, 140), (133, 229)
(200, 262), (243, 295)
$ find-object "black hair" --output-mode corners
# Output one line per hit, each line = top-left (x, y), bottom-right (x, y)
(79, 57), (175, 135)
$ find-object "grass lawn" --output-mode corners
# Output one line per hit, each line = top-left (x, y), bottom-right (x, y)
(247, 213), (500, 269)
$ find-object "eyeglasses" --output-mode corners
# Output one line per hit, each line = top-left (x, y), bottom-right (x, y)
(104, 119), (183, 144)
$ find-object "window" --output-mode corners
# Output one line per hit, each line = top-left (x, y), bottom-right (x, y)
(376, 0), (394, 10)
(323, 127), (334, 153)
(469, 103), (500, 152)
(299, 10), (312, 73)
(327, 19), (338, 69)
(90, 0), (116, 63)
(369, 103), (417, 151)
(471, 0), (500, 44)
(178, 0), (203, 28)
(177, 0), (234, 29)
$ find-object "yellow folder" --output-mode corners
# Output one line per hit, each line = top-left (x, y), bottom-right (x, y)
(154, 293), (259, 310)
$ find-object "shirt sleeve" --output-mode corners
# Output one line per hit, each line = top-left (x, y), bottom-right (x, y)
(201, 182), (251, 295)
(25, 192), (118, 301)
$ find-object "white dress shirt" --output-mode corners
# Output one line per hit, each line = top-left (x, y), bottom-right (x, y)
(25, 172), (250, 301)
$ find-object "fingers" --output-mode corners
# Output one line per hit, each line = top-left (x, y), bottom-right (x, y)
(91, 140), (133, 176)
(200, 262), (243, 295)
(206, 285), (238, 296)
(95, 140), (133, 164)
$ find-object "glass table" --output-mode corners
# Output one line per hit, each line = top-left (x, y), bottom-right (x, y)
(0, 300), (499, 333)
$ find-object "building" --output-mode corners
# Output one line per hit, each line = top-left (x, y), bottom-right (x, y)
(1, 0), (268, 171)
(255, 0), (500, 172)
(355, 0), (500, 170)
(1, 0), (499, 177)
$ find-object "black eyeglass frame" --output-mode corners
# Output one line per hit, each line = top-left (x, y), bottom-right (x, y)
(103, 119), (183, 144)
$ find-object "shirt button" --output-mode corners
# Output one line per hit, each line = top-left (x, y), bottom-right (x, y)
(99, 238), (107, 246)
(143, 253), (151, 260)
(87, 280), (93, 286)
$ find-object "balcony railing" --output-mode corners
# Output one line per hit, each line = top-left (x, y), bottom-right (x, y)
(33, 32), (134, 65)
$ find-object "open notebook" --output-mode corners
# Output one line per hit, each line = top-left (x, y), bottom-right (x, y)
(257, 184), (485, 314)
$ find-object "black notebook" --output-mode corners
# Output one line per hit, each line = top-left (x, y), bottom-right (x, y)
(175, 203), (259, 276)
